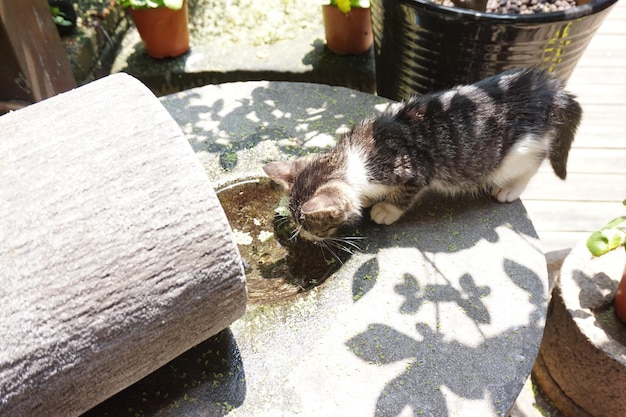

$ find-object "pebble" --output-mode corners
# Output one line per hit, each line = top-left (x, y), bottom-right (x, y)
(485, 0), (577, 14)
(424, 0), (578, 14)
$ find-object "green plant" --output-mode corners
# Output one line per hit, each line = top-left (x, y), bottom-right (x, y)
(118, 0), (184, 10)
(324, 0), (370, 13)
(50, 6), (72, 27)
(586, 199), (626, 256)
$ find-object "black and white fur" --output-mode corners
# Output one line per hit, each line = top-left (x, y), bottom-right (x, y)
(264, 68), (582, 241)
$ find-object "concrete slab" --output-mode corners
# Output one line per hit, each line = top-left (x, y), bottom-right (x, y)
(111, 11), (375, 96)
(81, 81), (549, 416)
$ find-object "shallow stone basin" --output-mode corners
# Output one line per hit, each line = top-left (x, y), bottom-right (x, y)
(216, 177), (351, 303)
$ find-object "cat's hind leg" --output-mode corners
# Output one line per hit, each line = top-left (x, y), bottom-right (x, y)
(491, 170), (538, 203)
(489, 134), (549, 203)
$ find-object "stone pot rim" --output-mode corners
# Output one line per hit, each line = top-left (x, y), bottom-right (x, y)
(402, 0), (618, 23)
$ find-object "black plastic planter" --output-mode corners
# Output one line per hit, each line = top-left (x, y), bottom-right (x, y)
(371, 0), (618, 100)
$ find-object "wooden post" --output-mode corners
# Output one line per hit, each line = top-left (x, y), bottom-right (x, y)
(0, 0), (76, 107)
(0, 73), (247, 417)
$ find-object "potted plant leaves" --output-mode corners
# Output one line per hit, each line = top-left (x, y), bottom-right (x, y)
(49, 0), (77, 36)
(322, 0), (373, 55)
(586, 198), (626, 324)
(371, 0), (619, 100)
(119, 0), (190, 59)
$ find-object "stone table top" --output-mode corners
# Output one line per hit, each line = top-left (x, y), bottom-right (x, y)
(84, 81), (549, 417)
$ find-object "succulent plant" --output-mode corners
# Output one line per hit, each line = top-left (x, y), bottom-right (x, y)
(586, 199), (626, 256)
(118, 0), (184, 10)
(324, 0), (370, 13)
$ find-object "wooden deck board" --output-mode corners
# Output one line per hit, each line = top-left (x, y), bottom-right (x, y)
(523, 0), (626, 253)
(524, 172), (626, 202)
(523, 200), (624, 232)
(537, 149), (626, 174)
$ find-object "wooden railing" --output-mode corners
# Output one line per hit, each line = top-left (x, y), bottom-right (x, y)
(0, 0), (76, 113)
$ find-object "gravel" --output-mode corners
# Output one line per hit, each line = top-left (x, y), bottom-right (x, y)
(187, 0), (323, 47)
(485, 0), (577, 14)
(185, 0), (579, 48)
(438, 0), (578, 14)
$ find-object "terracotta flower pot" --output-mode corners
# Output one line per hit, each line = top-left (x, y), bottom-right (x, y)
(615, 261), (626, 324)
(322, 5), (373, 55)
(128, 1), (190, 59)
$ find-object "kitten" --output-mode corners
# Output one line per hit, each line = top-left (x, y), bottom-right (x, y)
(263, 68), (582, 241)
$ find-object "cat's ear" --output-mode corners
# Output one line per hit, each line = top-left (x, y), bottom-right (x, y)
(263, 160), (301, 190)
(301, 191), (344, 219)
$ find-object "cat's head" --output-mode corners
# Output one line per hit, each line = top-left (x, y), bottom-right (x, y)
(263, 156), (361, 241)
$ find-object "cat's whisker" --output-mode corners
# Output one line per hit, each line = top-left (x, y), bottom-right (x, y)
(340, 235), (367, 240)
(326, 236), (363, 254)
(339, 238), (363, 251)
(328, 242), (356, 255)
(290, 224), (303, 241)
(275, 217), (290, 227)
(323, 239), (356, 257)
(317, 242), (331, 264)
(319, 240), (344, 265)
(339, 245), (358, 256)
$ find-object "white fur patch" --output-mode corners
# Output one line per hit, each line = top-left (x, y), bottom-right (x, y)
(497, 72), (519, 90)
(489, 133), (551, 202)
(345, 146), (389, 207)
(371, 202), (404, 225)
(439, 90), (457, 111)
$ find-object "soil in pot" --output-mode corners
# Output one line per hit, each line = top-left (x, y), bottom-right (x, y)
(217, 178), (355, 303)
(436, 0), (577, 14)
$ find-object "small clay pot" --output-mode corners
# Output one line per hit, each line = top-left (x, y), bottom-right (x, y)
(128, 1), (190, 59)
(322, 5), (373, 55)
(615, 261), (626, 324)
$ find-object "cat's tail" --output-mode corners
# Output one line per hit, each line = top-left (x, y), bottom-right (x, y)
(549, 91), (582, 180)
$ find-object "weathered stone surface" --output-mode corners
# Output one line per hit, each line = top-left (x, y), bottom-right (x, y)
(80, 80), (549, 416)
(0, 73), (246, 417)
(535, 242), (626, 417)
(167, 81), (550, 416)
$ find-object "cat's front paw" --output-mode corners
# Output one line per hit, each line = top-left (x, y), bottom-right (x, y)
(371, 202), (404, 225)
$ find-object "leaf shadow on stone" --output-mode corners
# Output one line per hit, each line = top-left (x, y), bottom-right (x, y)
(352, 257), (379, 302)
(570, 269), (626, 341)
(346, 261), (546, 417)
(160, 82), (390, 179)
(343, 191), (547, 416)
